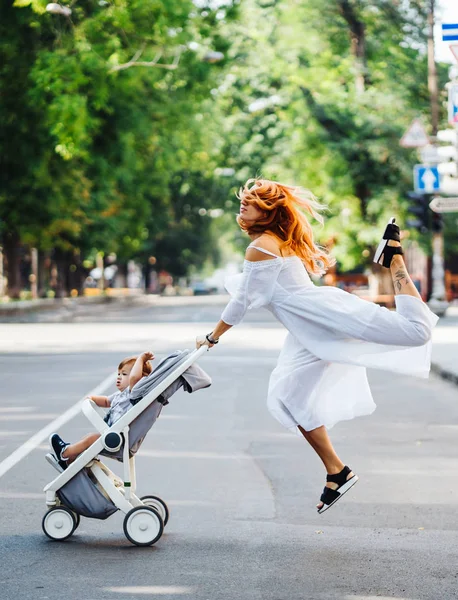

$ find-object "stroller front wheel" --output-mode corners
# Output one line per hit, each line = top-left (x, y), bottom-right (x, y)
(42, 506), (77, 541)
(123, 506), (164, 547)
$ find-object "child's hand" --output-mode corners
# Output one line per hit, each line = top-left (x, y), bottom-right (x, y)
(141, 351), (154, 362)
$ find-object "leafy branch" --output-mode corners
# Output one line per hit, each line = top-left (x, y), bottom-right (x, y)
(109, 45), (182, 73)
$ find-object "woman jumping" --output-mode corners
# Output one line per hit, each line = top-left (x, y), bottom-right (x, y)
(196, 178), (438, 514)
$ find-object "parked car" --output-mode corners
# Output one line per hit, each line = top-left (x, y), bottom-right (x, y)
(192, 281), (216, 295)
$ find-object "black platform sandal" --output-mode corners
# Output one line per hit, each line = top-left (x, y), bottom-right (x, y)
(373, 217), (404, 268)
(317, 466), (359, 514)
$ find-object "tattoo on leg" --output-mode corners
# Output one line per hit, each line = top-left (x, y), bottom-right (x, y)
(393, 268), (410, 292)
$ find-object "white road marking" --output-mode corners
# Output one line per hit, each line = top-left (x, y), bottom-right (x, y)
(104, 587), (193, 595)
(0, 371), (115, 480)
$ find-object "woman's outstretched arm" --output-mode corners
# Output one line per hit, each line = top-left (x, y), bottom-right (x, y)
(196, 320), (232, 348)
(196, 238), (282, 349)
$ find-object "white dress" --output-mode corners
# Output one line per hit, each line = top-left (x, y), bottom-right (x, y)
(221, 246), (439, 434)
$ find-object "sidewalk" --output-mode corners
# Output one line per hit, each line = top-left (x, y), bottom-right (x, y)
(431, 306), (458, 385)
(0, 293), (231, 323)
(0, 295), (457, 385)
(0, 293), (148, 322)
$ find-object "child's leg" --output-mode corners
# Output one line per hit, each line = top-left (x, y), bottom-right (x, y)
(62, 433), (101, 462)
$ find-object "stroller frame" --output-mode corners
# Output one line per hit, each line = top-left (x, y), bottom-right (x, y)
(42, 346), (207, 546)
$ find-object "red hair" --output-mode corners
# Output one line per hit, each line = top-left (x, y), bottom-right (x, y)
(236, 179), (335, 275)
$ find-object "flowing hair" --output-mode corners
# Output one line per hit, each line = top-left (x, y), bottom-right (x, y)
(236, 178), (335, 275)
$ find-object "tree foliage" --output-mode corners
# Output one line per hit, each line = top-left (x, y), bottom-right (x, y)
(1, 0), (238, 294)
(0, 0), (454, 296)
(211, 0), (450, 270)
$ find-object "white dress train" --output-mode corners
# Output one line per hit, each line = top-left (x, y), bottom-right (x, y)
(221, 246), (439, 434)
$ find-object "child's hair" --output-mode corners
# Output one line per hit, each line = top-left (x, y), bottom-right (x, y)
(118, 356), (152, 377)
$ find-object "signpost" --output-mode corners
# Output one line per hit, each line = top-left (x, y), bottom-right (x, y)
(437, 129), (457, 143)
(442, 24), (458, 42)
(400, 119), (429, 148)
(448, 83), (458, 125)
(413, 165), (441, 193)
(419, 144), (441, 163)
(437, 162), (457, 177)
(429, 196), (458, 213)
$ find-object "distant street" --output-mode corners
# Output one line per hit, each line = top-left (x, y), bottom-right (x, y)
(1, 297), (458, 600)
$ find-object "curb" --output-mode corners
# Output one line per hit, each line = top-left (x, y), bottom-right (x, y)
(0, 296), (111, 317)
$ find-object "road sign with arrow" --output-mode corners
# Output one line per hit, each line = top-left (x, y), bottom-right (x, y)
(448, 84), (458, 124)
(413, 165), (441, 193)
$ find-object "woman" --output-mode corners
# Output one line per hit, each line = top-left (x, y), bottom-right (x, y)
(196, 179), (438, 513)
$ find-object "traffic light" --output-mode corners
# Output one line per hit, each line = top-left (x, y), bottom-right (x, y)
(431, 211), (443, 233)
(406, 192), (430, 234)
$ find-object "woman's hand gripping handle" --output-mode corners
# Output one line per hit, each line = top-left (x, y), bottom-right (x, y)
(196, 319), (233, 349)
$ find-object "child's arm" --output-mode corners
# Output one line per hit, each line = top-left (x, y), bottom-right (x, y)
(87, 395), (111, 408)
(129, 351), (154, 390)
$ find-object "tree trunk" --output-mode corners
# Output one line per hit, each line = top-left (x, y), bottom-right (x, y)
(3, 231), (22, 299)
(337, 0), (368, 93)
(37, 250), (49, 298)
(51, 248), (68, 298)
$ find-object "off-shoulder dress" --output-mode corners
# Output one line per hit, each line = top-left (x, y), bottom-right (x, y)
(221, 245), (439, 434)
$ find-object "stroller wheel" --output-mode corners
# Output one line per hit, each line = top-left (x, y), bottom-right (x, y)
(42, 506), (77, 541)
(72, 511), (81, 530)
(123, 506), (164, 547)
(140, 495), (169, 526)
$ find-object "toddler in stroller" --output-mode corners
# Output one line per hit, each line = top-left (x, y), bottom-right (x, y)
(42, 346), (211, 546)
(49, 351), (154, 469)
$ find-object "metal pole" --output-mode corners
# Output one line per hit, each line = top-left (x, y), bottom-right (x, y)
(30, 248), (38, 299)
(428, 0), (439, 136)
(426, 0), (448, 316)
(96, 252), (105, 292)
(0, 246), (3, 298)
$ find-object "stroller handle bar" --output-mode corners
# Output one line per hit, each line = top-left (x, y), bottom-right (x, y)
(82, 346), (208, 434)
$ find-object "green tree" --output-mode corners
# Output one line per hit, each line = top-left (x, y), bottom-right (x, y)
(1, 0), (237, 295)
(211, 0), (450, 271)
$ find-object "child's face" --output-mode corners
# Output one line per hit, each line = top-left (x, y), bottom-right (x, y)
(116, 364), (133, 391)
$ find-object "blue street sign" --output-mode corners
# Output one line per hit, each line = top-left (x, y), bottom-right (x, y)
(449, 83), (458, 124)
(442, 24), (458, 41)
(414, 165), (441, 194)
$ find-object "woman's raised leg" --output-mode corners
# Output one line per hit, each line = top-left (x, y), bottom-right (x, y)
(298, 425), (355, 511)
(385, 239), (422, 299)
(355, 233), (435, 347)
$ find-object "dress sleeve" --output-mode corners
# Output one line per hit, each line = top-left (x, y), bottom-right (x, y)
(221, 259), (283, 326)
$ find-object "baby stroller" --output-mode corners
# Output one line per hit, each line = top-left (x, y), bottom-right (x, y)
(42, 347), (210, 546)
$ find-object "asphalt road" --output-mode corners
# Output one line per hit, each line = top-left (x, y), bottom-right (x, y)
(0, 297), (457, 600)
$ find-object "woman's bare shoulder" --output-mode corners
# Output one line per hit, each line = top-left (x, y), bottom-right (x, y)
(252, 233), (283, 251)
(245, 233), (282, 262)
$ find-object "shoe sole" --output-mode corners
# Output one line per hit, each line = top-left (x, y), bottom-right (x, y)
(317, 475), (359, 514)
(45, 452), (64, 473)
(373, 216), (396, 265)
